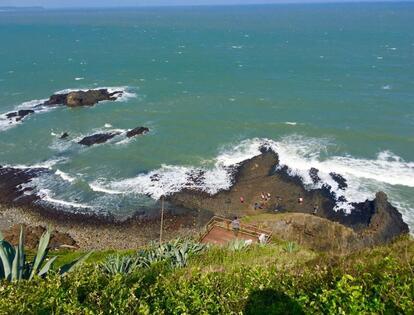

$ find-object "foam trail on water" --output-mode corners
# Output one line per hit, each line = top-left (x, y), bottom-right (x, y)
(36, 189), (92, 209)
(55, 169), (76, 183)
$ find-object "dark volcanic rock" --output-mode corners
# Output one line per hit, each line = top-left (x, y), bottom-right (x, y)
(309, 168), (321, 184)
(5, 109), (35, 122)
(168, 150), (409, 248)
(126, 126), (149, 138)
(78, 132), (121, 146)
(3, 224), (77, 249)
(330, 172), (348, 190)
(357, 192), (409, 243)
(0, 166), (48, 207)
(44, 89), (122, 107)
(60, 132), (69, 139)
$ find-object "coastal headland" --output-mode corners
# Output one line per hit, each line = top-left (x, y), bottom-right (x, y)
(0, 147), (409, 252)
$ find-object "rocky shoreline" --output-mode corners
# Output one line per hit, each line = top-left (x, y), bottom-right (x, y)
(0, 148), (409, 251)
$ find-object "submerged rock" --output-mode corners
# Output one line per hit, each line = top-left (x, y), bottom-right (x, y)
(5, 109), (35, 122)
(126, 126), (149, 138)
(45, 89), (123, 107)
(78, 132), (121, 146)
(60, 132), (69, 139)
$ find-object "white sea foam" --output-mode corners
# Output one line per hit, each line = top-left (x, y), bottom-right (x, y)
(36, 189), (92, 209)
(55, 169), (76, 183)
(75, 77), (84, 81)
(7, 157), (67, 170)
(285, 121), (297, 126)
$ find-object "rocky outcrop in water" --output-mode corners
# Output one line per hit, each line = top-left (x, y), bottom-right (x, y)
(78, 126), (149, 146)
(44, 89), (123, 107)
(1, 89), (124, 127)
(60, 132), (69, 139)
(168, 149), (409, 247)
(126, 126), (149, 138)
(78, 132), (121, 146)
(5, 109), (35, 122)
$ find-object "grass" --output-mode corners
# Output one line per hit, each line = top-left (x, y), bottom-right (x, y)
(1, 233), (413, 314)
(190, 242), (315, 272)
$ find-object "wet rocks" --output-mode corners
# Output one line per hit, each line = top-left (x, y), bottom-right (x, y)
(1, 89), (124, 128)
(5, 109), (35, 121)
(60, 132), (69, 139)
(0, 166), (48, 207)
(168, 149), (409, 247)
(309, 168), (321, 184)
(78, 127), (149, 146)
(78, 132), (121, 146)
(45, 89), (123, 107)
(126, 126), (149, 138)
(330, 172), (348, 190)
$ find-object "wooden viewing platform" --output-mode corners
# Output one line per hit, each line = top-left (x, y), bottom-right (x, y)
(199, 216), (272, 245)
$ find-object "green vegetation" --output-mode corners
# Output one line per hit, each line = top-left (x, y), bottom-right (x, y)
(0, 232), (413, 314)
(0, 227), (90, 282)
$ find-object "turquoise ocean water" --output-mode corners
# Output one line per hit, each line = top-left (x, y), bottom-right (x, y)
(0, 3), (413, 229)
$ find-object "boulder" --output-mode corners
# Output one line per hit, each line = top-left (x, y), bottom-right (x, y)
(78, 132), (121, 146)
(2, 224), (77, 250)
(126, 126), (149, 138)
(44, 89), (123, 107)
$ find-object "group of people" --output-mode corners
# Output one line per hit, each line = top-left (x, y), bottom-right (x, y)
(253, 192), (272, 210)
(238, 192), (319, 216)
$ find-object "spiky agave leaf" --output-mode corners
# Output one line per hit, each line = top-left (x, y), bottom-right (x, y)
(0, 234), (15, 281)
(18, 226), (25, 280)
(38, 256), (57, 278)
(60, 251), (92, 276)
(10, 227), (25, 281)
(29, 228), (51, 280)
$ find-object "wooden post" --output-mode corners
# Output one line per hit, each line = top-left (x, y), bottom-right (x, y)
(159, 196), (164, 244)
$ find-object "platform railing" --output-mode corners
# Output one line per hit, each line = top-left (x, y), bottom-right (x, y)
(200, 215), (272, 242)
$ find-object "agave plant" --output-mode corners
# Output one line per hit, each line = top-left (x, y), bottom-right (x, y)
(101, 254), (141, 275)
(284, 241), (298, 253)
(137, 239), (206, 268)
(228, 239), (252, 252)
(0, 226), (91, 282)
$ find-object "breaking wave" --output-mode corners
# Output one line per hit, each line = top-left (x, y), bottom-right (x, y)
(90, 136), (414, 226)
